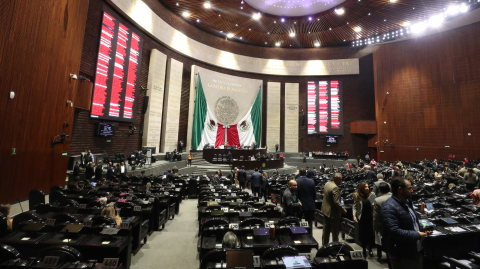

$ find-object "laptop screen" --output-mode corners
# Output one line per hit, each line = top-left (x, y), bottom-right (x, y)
(282, 256), (312, 269)
(226, 250), (254, 268)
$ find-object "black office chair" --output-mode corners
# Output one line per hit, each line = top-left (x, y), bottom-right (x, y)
(59, 199), (79, 208)
(92, 216), (117, 226)
(0, 213), (10, 239)
(87, 200), (105, 209)
(203, 218), (229, 230)
(37, 245), (83, 264)
(207, 205), (222, 211)
(240, 217), (264, 228)
(200, 249), (229, 269)
(278, 216), (300, 227)
(261, 245), (299, 259)
(315, 242), (354, 258)
(0, 244), (20, 264)
(12, 212), (39, 231)
(49, 191), (67, 204)
(260, 204), (277, 211)
(50, 186), (64, 193)
(212, 154), (217, 163)
(29, 189), (46, 210)
(52, 213), (79, 225)
(234, 204), (252, 211)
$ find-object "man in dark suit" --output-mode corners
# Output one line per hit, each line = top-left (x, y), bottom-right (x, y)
(275, 143), (279, 152)
(296, 168), (317, 233)
(366, 167), (377, 180)
(227, 151), (233, 162)
(73, 161), (80, 180)
(238, 166), (247, 189)
(85, 162), (95, 180)
(255, 152), (261, 160)
(95, 162), (103, 181)
(178, 141), (183, 153)
(306, 166), (315, 179)
(106, 163), (114, 180)
(250, 168), (263, 197)
(273, 169), (280, 176)
(252, 142), (257, 149)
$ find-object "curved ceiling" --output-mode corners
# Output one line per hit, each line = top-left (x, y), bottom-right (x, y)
(157, 0), (473, 48)
(243, 0), (347, 17)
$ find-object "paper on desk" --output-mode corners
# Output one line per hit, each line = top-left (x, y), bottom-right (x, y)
(431, 230), (443, 236)
(447, 227), (466, 232)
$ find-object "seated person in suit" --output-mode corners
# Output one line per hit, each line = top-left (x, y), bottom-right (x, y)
(269, 153), (274, 160)
(260, 154), (266, 161)
(255, 152), (261, 160)
(222, 231), (239, 249)
(0, 204), (13, 231)
(101, 206), (122, 225)
(227, 151), (233, 162)
(251, 155), (256, 161)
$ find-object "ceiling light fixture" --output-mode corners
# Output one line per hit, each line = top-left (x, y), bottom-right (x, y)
(411, 22), (426, 34)
(446, 5), (460, 16)
(204, 2), (211, 8)
(281, 18), (285, 22)
(390, 0), (397, 2)
(289, 32), (295, 37)
(354, 26), (362, 32)
(275, 42), (280, 46)
(182, 11), (190, 17)
(227, 33), (234, 38)
(308, 17), (312, 21)
(197, 19), (200, 23)
(314, 42), (320, 47)
(403, 21), (411, 26)
(253, 13), (261, 20)
(460, 3), (469, 13)
(335, 8), (345, 15)
(428, 15), (444, 27)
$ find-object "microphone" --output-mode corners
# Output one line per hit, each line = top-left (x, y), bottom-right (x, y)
(17, 198), (24, 212)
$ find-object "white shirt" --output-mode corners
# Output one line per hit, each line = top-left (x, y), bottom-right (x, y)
(121, 166), (125, 173)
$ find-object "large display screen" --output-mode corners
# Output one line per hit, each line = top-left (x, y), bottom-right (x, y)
(90, 12), (143, 122)
(307, 81), (343, 135)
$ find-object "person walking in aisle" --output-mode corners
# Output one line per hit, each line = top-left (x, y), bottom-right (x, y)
(296, 168), (316, 234)
(353, 182), (376, 258)
(250, 168), (263, 197)
(321, 173), (347, 246)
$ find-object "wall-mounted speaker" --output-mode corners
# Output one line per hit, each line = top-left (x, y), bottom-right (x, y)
(142, 96), (149, 114)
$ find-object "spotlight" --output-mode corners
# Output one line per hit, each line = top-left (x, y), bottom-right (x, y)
(253, 13), (261, 20)
(227, 33), (234, 38)
(335, 8), (345, 15)
(281, 18), (285, 22)
(354, 26), (361, 32)
(182, 11), (190, 17)
(275, 42), (280, 46)
(308, 17), (312, 21)
(403, 21), (411, 27)
(204, 2), (211, 8)
(428, 15), (444, 27)
(460, 3), (469, 13)
(411, 22), (426, 34)
(197, 19), (200, 22)
(446, 5), (460, 16)
(314, 42), (320, 47)
(289, 32), (295, 37)
(390, 0), (397, 2)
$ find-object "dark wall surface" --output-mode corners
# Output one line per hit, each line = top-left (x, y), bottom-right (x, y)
(0, 0), (89, 203)
(71, 0), (375, 157)
(373, 21), (480, 161)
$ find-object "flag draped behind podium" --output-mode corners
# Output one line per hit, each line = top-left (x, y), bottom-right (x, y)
(191, 73), (262, 150)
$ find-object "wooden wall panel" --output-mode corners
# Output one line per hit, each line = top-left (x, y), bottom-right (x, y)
(373, 21), (480, 162)
(74, 80), (93, 110)
(0, 0), (89, 204)
(351, 121), (377, 134)
(73, 0), (375, 158)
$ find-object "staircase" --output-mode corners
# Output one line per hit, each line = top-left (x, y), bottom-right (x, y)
(190, 152), (231, 176)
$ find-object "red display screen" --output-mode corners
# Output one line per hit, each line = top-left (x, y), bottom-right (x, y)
(307, 81), (343, 135)
(90, 12), (143, 122)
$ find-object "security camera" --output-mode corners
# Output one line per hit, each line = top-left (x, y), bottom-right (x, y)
(70, 74), (78, 80)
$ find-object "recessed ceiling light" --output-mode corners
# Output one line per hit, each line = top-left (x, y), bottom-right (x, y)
(274, 21), (276, 23)
(390, 0), (397, 2)
(240, 37), (243, 39)
(241, 7), (243, 9)
(335, 8), (345, 15)
(182, 11), (190, 17)
(236, 24), (238, 26)
(314, 42), (320, 47)
(249, 28), (251, 31)
(460, 3), (469, 13)
(197, 19), (200, 23)
(308, 17), (312, 21)
(253, 13), (261, 20)
(227, 33), (234, 38)
(275, 42), (280, 46)
(329, 28), (332, 30)
(265, 42), (267, 44)
(218, 14), (221, 16)
(289, 32), (295, 37)
(403, 21), (411, 26)
(368, 13), (371, 15)
(176, 3), (179, 6)
(204, 2), (211, 8)
(281, 18), (285, 22)
(411, 22), (426, 34)
(354, 26), (362, 32)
